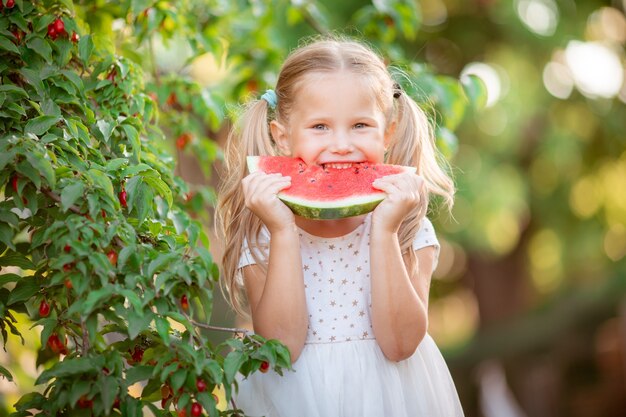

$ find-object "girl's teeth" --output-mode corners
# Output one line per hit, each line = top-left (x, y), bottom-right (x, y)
(325, 163), (353, 169)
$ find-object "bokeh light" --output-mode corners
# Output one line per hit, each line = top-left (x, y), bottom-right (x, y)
(542, 61), (574, 99)
(461, 62), (504, 107)
(586, 7), (626, 43)
(529, 229), (564, 293)
(564, 41), (624, 99)
(515, 0), (559, 36)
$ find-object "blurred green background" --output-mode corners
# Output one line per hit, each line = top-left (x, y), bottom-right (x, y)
(2, 0), (625, 416)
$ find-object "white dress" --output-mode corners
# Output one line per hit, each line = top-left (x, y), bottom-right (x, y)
(236, 214), (465, 417)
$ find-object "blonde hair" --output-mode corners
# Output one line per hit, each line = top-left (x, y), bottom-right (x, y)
(216, 37), (454, 316)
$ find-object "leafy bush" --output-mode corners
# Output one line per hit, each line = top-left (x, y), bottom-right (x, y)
(0, 1), (289, 416)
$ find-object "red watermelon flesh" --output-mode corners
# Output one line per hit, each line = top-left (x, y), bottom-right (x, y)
(247, 156), (415, 219)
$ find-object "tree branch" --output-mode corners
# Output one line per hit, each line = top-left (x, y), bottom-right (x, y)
(190, 319), (249, 335)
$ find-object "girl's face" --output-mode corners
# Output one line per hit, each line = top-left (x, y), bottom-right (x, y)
(271, 71), (393, 168)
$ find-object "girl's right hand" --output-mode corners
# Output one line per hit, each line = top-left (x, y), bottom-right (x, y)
(242, 171), (295, 233)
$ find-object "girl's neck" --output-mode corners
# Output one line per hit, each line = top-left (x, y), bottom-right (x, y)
(295, 215), (367, 238)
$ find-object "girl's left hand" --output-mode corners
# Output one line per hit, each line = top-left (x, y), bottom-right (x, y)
(371, 172), (427, 233)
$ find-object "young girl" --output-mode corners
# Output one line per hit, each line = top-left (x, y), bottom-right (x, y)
(216, 37), (465, 416)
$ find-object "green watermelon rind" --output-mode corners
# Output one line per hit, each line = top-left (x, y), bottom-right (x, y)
(247, 156), (415, 220)
(281, 194), (386, 220)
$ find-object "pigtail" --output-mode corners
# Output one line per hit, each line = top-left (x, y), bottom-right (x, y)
(216, 98), (276, 316)
(386, 89), (455, 271)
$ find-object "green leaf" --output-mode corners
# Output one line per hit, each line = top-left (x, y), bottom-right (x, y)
(60, 181), (85, 212)
(121, 124), (141, 161)
(461, 73), (488, 110)
(0, 223), (15, 251)
(78, 34), (94, 64)
(126, 365), (153, 385)
(0, 35), (20, 54)
(223, 350), (246, 385)
(120, 289), (143, 313)
(4, 101), (27, 116)
(127, 309), (153, 340)
(0, 365), (13, 382)
(12, 392), (45, 410)
(26, 36), (53, 63)
(17, 158), (41, 189)
(154, 316), (170, 344)
(436, 126), (459, 159)
(0, 84), (28, 98)
(196, 391), (218, 417)
(0, 273), (21, 287)
(96, 119), (116, 143)
(143, 175), (172, 207)
(105, 158), (129, 172)
(79, 287), (115, 315)
(61, 69), (85, 92)
(86, 168), (115, 201)
(69, 381), (91, 407)
(170, 368), (188, 393)
(26, 151), (56, 188)
(35, 357), (98, 385)
(146, 253), (179, 278)
(0, 253), (35, 270)
(24, 115), (61, 136)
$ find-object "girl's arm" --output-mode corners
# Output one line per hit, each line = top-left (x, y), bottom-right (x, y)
(240, 171), (309, 362)
(242, 227), (309, 362)
(370, 172), (433, 361)
(369, 231), (435, 362)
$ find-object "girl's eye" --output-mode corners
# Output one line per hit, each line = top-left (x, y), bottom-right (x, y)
(354, 123), (367, 129)
(312, 124), (327, 130)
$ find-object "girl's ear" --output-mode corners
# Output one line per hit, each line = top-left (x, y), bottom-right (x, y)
(270, 120), (291, 155)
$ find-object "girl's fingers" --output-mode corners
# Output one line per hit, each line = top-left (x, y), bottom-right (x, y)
(243, 172), (292, 210)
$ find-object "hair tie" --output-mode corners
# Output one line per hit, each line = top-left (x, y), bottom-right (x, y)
(261, 89), (278, 109)
(393, 83), (402, 99)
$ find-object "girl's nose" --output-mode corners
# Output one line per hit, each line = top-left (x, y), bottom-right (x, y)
(331, 132), (354, 154)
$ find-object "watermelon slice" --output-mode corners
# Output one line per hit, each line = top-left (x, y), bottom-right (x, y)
(247, 156), (416, 219)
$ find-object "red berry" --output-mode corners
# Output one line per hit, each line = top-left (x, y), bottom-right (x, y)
(77, 395), (93, 409)
(176, 133), (191, 150)
(191, 403), (202, 417)
(161, 384), (172, 400)
(39, 300), (50, 317)
(107, 249), (118, 266)
(64, 279), (73, 289)
(177, 410), (187, 417)
(47, 333), (67, 354)
(166, 92), (178, 106)
(131, 346), (144, 363)
(6, 0), (15, 8)
(63, 263), (73, 272)
(11, 175), (18, 193)
(119, 189), (127, 208)
(47, 24), (57, 39)
(64, 244), (71, 253)
(195, 378), (207, 392)
(11, 29), (22, 44)
(71, 31), (79, 43)
(54, 18), (65, 34)
(180, 294), (189, 312)
(113, 397), (121, 409)
(259, 361), (270, 373)
(246, 79), (259, 93)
